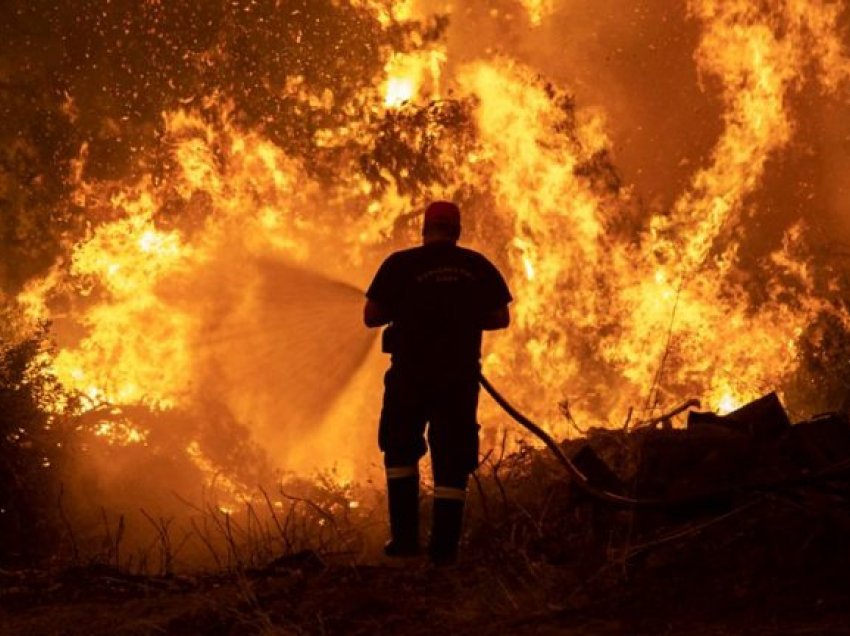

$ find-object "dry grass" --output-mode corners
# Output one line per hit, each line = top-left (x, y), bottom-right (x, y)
(3, 433), (850, 635)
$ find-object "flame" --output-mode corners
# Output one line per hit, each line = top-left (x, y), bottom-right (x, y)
(93, 420), (148, 446)
(356, 0), (417, 27)
(8, 0), (850, 488)
(715, 392), (743, 417)
(469, 1), (850, 425)
(459, 59), (609, 422)
(47, 190), (194, 409)
(663, 1), (800, 278)
(521, 0), (555, 26)
(383, 49), (446, 108)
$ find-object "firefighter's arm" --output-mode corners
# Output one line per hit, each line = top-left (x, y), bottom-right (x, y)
(482, 304), (510, 330)
(364, 299), (392, 327)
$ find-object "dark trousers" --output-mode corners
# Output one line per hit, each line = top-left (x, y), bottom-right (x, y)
(378, 365), (480, 487)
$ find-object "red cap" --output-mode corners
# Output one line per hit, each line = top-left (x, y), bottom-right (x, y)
(423, 200), (461, 230)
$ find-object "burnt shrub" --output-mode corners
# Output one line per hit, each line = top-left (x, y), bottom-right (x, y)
(0, 326), (80, 566)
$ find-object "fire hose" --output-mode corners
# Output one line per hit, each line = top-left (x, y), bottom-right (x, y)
(479, 373), (850, 509)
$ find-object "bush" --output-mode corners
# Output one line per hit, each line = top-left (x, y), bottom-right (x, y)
(0, 326), (79, 565)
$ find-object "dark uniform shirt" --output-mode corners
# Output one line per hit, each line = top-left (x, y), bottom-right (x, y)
(366, 242), (512, 375)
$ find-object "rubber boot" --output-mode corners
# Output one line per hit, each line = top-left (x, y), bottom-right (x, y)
(384, 474), (420, 557)
(428, 496), (465, 566)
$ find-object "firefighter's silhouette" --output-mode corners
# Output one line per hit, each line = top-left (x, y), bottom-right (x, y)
(364, 201), (512, 564)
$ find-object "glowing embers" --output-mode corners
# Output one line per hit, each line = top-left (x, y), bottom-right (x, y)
(186, 441), (247, 502)
(73, 404), (151, 447)
(92, 418), (149, 446)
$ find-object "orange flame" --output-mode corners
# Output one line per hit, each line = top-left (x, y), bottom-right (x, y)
(11, 0), (850, 485)
(520, 0), (555, 26)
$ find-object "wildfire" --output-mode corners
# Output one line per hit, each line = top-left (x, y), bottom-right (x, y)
(93, 420), (148, 446)
(716, 392), (743, 417)
(44, 193), (194, 410)
(382, 49), (446, 108)
(6, 0), (850, 489)
(357, 0), (417, 27)
(520, 0), (555, 26)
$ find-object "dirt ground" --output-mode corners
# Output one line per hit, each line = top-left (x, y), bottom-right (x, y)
(2, 549), (849, 636)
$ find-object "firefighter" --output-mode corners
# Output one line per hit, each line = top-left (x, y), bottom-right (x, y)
(364, 200), (512, 565)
